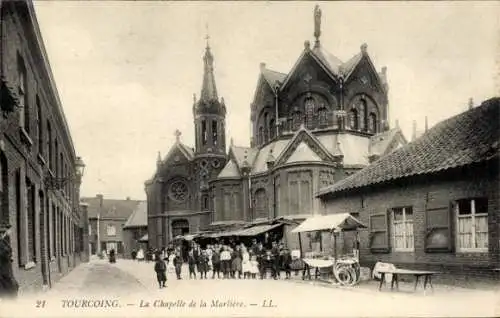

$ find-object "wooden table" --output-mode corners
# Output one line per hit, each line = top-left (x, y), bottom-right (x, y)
(301, 258), (335, 280)
(378, 269), (437, 292)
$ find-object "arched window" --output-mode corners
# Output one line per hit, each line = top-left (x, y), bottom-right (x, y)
(263, 113), (269, 143)
(269, 118), (276, 139)
(360, 99), (368, 131)
(349, 108), (359, 130)
(258, 126), (264, 145)
(253, 188), (268, 219)
(305, 97), (316, 129)
(292, 109), (302, 131)
(368, 113), (377, 133)
(318, 105), (328, 127)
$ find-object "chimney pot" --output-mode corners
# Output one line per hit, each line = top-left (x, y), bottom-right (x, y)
(259, 63), (266, 72)
(468, 97), (474, 110)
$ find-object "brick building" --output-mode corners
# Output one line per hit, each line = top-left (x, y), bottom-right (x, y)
(0, 0), (87, 293)
(82, 195), (142, 257)
(122, 201), (147, 258)
(317, 98), (499, 282)
(146, 5), (406, 249)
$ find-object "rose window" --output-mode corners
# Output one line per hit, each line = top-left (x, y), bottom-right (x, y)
(169, 181), (188, 202)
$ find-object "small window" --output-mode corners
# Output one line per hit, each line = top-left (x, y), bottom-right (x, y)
(106, 224), (116, 236)
(211, 120), (218, 146)
(201, 120), (207, 145)
(456, 198), (488, 252)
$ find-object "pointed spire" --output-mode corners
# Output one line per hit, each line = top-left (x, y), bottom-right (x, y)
(200, 26), (218, 102)
(313, 5), (322, 48)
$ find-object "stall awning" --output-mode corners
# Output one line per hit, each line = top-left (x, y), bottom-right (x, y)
(229, 223), (283, 237)
(138, 234), (148, 242)
(291, 213), (367, 233)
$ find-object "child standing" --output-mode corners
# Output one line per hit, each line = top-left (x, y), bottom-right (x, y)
(173, 250), (183, 280)
(211, 248), (221, 279)
(249, 255), (259, 279)
(198, 250), (209, 279)
(241, 246), (251, 279)
(154, 253), (167, 288)
(220, 246), (231, 279)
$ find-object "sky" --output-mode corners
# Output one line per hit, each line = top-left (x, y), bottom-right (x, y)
(33, 1), (499, 201)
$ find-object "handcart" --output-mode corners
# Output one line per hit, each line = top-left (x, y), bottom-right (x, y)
(291, 213), (367, 286)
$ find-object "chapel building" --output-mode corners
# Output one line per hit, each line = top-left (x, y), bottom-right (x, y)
(145, 5), (407, 249)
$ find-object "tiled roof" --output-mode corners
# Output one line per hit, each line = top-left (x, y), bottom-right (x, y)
(82, 196), (142, 219)
(217, 159), (241, 178)
(317, 98), (500, 197)
(123, 201), (147, 229)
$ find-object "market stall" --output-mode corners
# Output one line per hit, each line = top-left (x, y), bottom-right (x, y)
(291, 213), (367, 285)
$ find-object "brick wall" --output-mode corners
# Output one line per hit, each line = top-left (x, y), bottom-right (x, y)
(1, 1), (83, 293)
(321, 162), (499, 284)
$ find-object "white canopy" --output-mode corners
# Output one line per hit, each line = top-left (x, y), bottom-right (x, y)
(291, 213), (367, 233)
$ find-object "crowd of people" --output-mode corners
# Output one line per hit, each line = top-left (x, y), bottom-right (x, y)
(133, 238), (301, 289)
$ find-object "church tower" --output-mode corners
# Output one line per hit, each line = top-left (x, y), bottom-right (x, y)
(193, 34), (227, 191)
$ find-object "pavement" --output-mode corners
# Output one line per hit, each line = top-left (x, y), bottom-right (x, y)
(1, 259), (498, 318)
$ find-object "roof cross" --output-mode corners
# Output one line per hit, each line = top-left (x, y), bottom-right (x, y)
(174, 129), (182, 142)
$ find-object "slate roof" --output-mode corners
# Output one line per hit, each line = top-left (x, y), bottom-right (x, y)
(81, 196), (142, 219)
(123, 201), (147, 229)
(317, 98), (500, 197)
(230, 146), (259, 169)
(261, 68), (287, 91)
(217, 159), (241, 179)
(368, 128), (407, 157)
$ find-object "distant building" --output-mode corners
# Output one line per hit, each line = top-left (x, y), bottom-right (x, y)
(122, 201), (147, 258)
(317, 98), (500, 283)
(145, 5), (406, 250)
(0, 0), (86, 292)
(81, 195), (142, 257)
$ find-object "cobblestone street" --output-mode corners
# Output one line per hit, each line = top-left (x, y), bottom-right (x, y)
(1, 259), (498, 318)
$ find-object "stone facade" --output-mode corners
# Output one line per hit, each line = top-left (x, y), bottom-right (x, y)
(146, 6), (407, 249)
(0, 0), (85, 293)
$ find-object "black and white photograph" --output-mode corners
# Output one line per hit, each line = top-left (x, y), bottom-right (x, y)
(0, 0), (498, 317)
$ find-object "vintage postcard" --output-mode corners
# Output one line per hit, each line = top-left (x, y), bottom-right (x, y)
(0, 0), (499, 317)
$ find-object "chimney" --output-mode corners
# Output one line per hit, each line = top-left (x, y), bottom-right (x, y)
(424, 116), (429, 132)
(395, 119), (400, 129)
(96, 194), (104, 207)
(412, 120), (417, 141)
(468, 97), (474, 110)
(126, 196), (130, 201)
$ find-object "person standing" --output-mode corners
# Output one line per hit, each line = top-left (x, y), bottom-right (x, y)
(231, 246), (242, 279)
(187, 249), (197, 279)
(270, 242), (280, 279)
(173, 250), (183, 280)
(198, 250), (209, 279)
(131, 249), (137, 260)
(136, 247), (145, 262)
(281, 248), (292, 279)
(0, 224), (18, 299)
(219, 246), (231, 279)
(241, 246), (251, 279)
(109, 249), (116, 263)
(211, 247), (221, 279)
(154, 252), (167, 288)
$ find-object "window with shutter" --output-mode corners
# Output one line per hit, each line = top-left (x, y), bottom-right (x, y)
(369, 211), (390, 253)
(425, 202), (453, 253)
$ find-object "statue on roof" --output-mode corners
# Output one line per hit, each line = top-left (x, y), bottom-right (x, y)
(314, 5), (322, 47)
